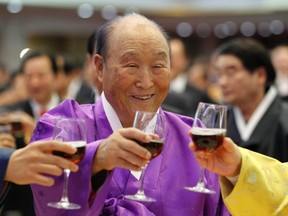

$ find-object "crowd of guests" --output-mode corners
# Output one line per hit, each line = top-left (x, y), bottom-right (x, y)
(0, 12), (288, 216)
(0, 36), (97, 216)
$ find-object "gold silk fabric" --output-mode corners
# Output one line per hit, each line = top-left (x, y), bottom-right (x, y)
(220, 147), (288, 216)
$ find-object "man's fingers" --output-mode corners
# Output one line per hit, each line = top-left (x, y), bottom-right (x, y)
(118, 149), (149, 168)
(119, 128), (151, 143)
(48, 155), (79, 172)
(117, 158), (143, 171)
(33, 140), (77, 154)
(189, 141), (196, 151)
(31, 175), (55, 187)
(29, 150), (79, 172)
(120, 139), (151, 160)
(1, 141), (16, 149)
(222, 137), (237, 153)
(31, 163), (64, 177)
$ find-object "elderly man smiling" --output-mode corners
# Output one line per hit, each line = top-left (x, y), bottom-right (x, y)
(29, 13), (288, 216)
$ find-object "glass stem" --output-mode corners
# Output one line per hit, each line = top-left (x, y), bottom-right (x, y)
(197, 156), (208, 187)
(60, 169), (71, 203)
(197, 166), (205, 187)
(137, 164), (148, 195)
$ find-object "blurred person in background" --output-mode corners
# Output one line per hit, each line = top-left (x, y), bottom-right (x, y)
(214, 38), (288, 162)
(162, 37), (192, 116)
(55, 54), (95, 104)
(0, 63), (11, 94)
(0, 70), (29, 107)
(0, 111), (36, 147)
(0, 134), (15, 149)
(185, 56), (216, 110)
(164, 38), (214, 116)
(270, 44), (288, 101)
(3, 49), (60, 120)
(0, 49), (60, 216)
(169, 37), (189, 93)
(83, 30), (103, 102)
(187, 57), (210, 92)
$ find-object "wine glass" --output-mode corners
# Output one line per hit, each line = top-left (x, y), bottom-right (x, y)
(185, 102), (227, 194)
(124, 111), (165, 202)
(47, 117), (86, 209)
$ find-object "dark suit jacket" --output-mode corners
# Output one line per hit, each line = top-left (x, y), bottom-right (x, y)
(0, 149), (14, 208)
(75, 82), (95, 104)
(227, 96), (288, 162)
(163, 83), (216, 117)
(163, 91), (192, 116)
(3, 100), (34, 118)
(282, 95), (288, 102)
(183, 84), (216, 117)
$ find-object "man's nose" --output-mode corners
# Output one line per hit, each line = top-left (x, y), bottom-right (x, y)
(28, 76), (41, 87)
(218, 75), (229, 86)
(135, 67), (153, 89)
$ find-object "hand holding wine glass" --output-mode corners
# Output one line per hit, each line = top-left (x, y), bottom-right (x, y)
(185, 102), (227, 194)
(47, 117), (86, 210)
(189, 136), (242, 178)
(124, 111), (165, 202)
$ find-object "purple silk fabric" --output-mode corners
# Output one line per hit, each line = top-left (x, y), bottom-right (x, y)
(30, 99), (230, 216)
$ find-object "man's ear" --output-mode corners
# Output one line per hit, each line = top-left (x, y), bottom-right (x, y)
(94, 54), (104, 83)
(255, 67), (267, 85)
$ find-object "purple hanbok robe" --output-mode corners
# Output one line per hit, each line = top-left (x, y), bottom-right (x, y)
(30, 98), (230, 216)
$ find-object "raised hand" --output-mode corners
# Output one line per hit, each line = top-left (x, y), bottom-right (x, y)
(0, 133), (16, 149)
(189, 134), (242, 177)
(92, 128), (152, 174)
(5, 140), (78, 186)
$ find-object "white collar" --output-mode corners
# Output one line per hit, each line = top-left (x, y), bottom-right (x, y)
(93, 87), (100, 103)
(170, 73), (187, 93)
(101, 92), (123, 131)
(30, 93), (60, 120)
(66, 77), (82, 100)
(233, 86), (278, 141)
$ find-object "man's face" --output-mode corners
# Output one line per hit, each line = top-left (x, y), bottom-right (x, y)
(23, 56), (56, 105)
(170, 39), (188, 80)
(271, 47), (288, 76)
(214, 54), (263, 106)
(99, 20), (171, 127)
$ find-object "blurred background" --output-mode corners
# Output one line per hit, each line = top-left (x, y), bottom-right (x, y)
(1, 0), (288, 71)
(1, 2), (288, 216)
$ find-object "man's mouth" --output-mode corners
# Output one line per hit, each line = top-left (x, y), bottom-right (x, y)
(133, 94), (153, 100)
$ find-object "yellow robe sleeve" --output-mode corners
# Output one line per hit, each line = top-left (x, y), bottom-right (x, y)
(220, 147), (288, 216)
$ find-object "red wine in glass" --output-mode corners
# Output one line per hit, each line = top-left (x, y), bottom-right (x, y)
(191, 128), (226, 152)
(53, 141), (86, 164)
(48, 118), (86, 210)
(125, 111), (165, 202)
(136, 139), (164, 160)
(185, 102), (227, 194)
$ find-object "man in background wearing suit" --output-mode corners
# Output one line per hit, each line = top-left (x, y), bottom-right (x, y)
(5, 49), (60, 120)
(0, 49), (61, 216)
(163, 38), (215, 117)
(55, 54), (95, 104)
